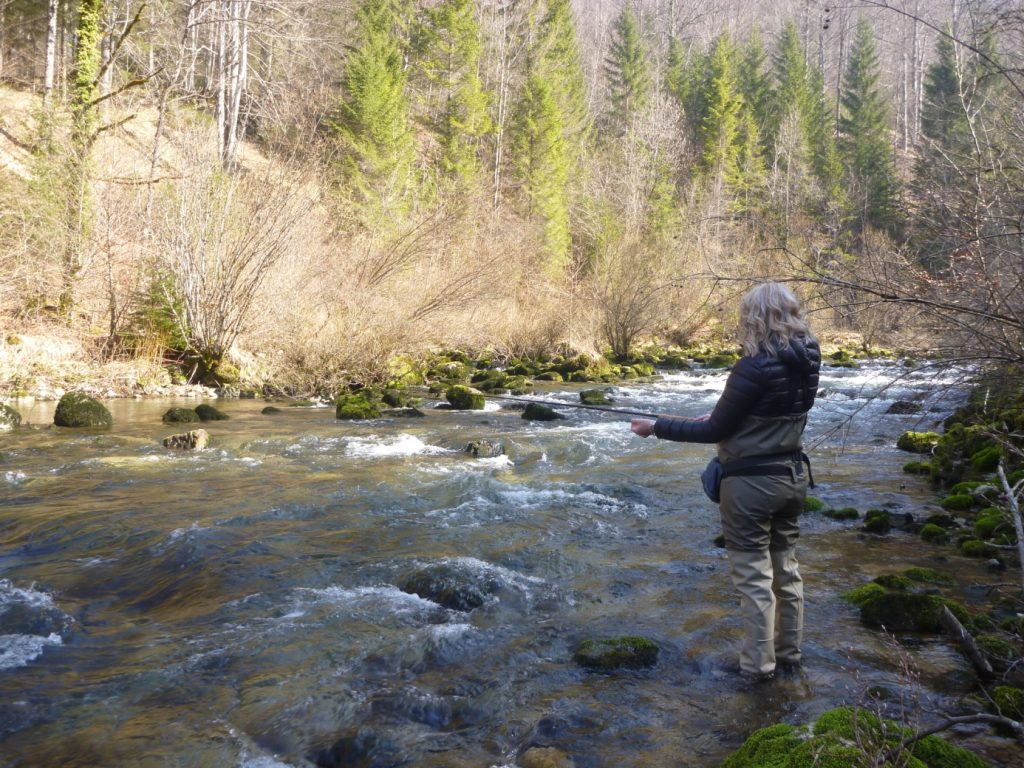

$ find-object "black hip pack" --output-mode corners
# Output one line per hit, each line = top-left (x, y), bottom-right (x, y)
(701, 450), (815, 504)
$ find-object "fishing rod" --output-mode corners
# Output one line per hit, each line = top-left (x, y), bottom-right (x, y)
(484, 393), (658, 419)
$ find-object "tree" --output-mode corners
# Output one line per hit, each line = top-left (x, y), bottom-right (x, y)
(532, 0), (589, 169)
(699, 34), (742, 193)
(604, 4), (649, 135)
(839, 16), (899, 234)
(738, 27), (771, 142)
(333, 0), (416, 223)
(510, 74), (570, 270)
(769, 21), (809, 150)
(417, 0), (491, 187)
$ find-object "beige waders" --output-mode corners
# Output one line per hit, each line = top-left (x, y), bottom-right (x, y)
(718, 415), (809, 675)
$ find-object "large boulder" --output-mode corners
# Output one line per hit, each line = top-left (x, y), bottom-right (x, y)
(0, 404), (21, 430)
(163, 429), (209, 450)
(53, 393), (112, 429)
(195, 404), (229, 421)
(522, 403), (566, 421)
(336, 392), (382, 420)
(162, 407), (199, 423)
(445, 385), (485, 410)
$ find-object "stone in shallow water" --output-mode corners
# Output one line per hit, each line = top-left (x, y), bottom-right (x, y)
(163, 429), (209, 450)
(0, 404), (21, 430)
(465, 439), (504, 458)
(573, 636), (659, 670)
(53, 393), (112, 429)
(520, 746), (575, 768)
(194, 404), (229, 421)
(522, 403), (565, 421)
(398, 562), (501, 611)
(162, 407), (199, 423)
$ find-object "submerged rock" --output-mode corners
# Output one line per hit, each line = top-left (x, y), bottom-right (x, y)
(384, 407), (425, 418)
(0, 404), (22, 430)
(398, 562), (500, 611)
(163, 429), (209, 450)
(519, 747), (575, 768)
(261, 406), (282, 415)
(573, 636), (658, 670)
(522, 403), (566, 421)
(824, 507), (859, 520)
(53, 393), (112, 429)
(310, 727), (401, 768)
(579, 389), (613, 406)
(194, 403), (229, 421)
(887, 400), (922, 415)
(162, 407), (199, 423)
(465, 439), (504, 458)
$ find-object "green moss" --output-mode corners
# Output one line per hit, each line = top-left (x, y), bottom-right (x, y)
(212, 362), (239, 384)
(534, 371), (563, 382)
(903, 461), (932, 475)
(1008, 468), (1024, 486)
(53, 393), (113, 429)
(803, 496), (825, 513)
(920, 524), (950, 544)
(903, 567), (956, 586)
(0, 404), (22, 429)
(874, 574), (912, 590)
(445, 385), (485, 411)
(897, 431), (940, 453)
(940, 494), (975, 511)
(950, 480), (983, 495)
(976, 634), (1019, 668)
(719, 723), (802, 768)
(969, 445), (1002, 474)
(992, 686), (1024, 720)
(863, 509), (891, 534)
(910, 734), (990, 768)
(959, 539), (993, 558)
(580, 389), (613, 405)
(162, 407), (199, 423)
(573, 636), (658, 670)
(844, 583), (887, 608)
(522, 403), (566, 422)
(703, 352), (741, 369)
(859, 592), (948, 632)
(1001, 616), (1024, 635)
(335, 393), (382, 420)
(973, 511), (1006, 540)
(194, 404), (229, 421)
(824, 507), (859, 520)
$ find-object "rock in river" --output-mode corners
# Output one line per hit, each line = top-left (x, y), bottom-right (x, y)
(573, 636), (659, 670)
(398, 562), (501, 611)
(163, 429), (209, 450)
(0, 404), (22, 430)
(53, 393), (112, 429)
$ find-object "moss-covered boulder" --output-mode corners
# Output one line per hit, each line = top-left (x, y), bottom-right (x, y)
(803, 496), (825, 513)
(573, 636), (658, 671)
(824, 507), (859, 520)
(977, 634), (1020, 671)
(0, 404), (22, 430)
(522, 403), (566, 421)
(580, 389), (613, 406)
(261, 406), (282, 415)
(53, 393), (112, 429)
(970, 446), (1002, 474)
(903, 460), (932, 475)
(858, 591), (967, 633)
(534, 371), (564, 382)
(973, 510), (1008, 541)
(195, 403), (229, 421)
(904, 567), (956, 586)
(336, 392), (382, 420)
(721, 707), (987, 768)
(703, 351), (741, 369)
(873, 574), (912, 591)
(940, 494), (975, 511)
(920, 524), (950, 544)
(162, 407), (199, 423)
(959, 539), (994, 558)
(863, 509), (892, 534)
(897, 431), (940, 454)
(843, 582), (888, 608)
(398, 563), (500, 611)
(445, 385), (485, 410)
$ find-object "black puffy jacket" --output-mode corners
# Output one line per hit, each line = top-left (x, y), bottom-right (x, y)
(653, 335), (821, 444)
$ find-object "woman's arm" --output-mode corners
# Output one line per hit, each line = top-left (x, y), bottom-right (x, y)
(650, 358), (765, 444)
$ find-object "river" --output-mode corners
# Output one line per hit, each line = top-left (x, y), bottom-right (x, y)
(0, 363), (1017, 767)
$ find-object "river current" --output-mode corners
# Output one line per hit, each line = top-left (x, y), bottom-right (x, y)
(0, 363), (1017, 766)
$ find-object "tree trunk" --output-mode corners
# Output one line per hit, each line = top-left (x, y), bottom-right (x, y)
(44, 0), (59, 106)
(215, 0), (251, 169)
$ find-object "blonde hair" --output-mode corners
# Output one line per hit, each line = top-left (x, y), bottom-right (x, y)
(738, 282), (811, 357)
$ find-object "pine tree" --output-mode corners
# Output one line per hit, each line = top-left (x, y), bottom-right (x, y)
(604, 4), (650, 134)
(417, 0), (491, 186)
(511, 74), (571, 270)
(804, 66), (843, 198)
(729, 107), (767, 213)
(334, 0), (416, 219)
(699, 34), (742, 184)
(919, 30), (970, 151)
(534, 0), (590, 158)
(664, 35), (686, 104)
(839, 16), (899, 232)
(738, 27), (772, 141)
(769, 21), (810, 149)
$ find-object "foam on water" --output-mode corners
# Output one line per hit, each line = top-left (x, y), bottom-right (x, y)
(345, 434), (451, 459)
(0, 580), (56, 610)
(0, 632), (62, 670)
(3, 471), (27, 485)
(297, 584), (441, 615)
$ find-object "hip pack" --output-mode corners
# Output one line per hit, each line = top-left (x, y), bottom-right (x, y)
(700, 450), (815, 504)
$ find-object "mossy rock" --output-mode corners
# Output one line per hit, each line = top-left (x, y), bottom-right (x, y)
(959, 539), (994, 558)
(386, 354), (424, 387)
(629, 362), (656, 377)
(950, 480), (984, 495)
(1002, 616), (1024, 635)
(940, 494), (975, 511)
(573, 636), (658, 671)
(261, 406), (282, 415)
(534, 371), (564, 382)
(212, 362), (240, 384)
(580, 389), (613, 406)
(803, 496), (825, 513)
(973, 511), (1007, 541)
(0, 404), (22, 430)
(195, 404), (229, 421)
(969, 446), (1002, 474)
(923, 514), (957, 529)
(858, 592), (952, 633)
(920, 524), (950, 544)
(398, 563), (499, 611)
(863, 509), (891, 534)
(335, 393), (382, 420)
(824, 507), (859, 520)
(703, 352), (741, 369)
(53, 393), (113, 429)
(445, 385), (485, 411)
(903, 567), (956, 586)
(522, 403), (566, 422)
(903, 461), (932, 475)
(991, 686), (1024, 720)
(844, 582), (887, 608)
(162, 407), (199, 423)
(381, 389), (410, 408)
(976, 634), (1020, 670)
(897, 431), (940, 454)
(874, 574), (912, 590)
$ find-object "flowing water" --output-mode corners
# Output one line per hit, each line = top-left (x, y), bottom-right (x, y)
(0, 364), (1018, 767)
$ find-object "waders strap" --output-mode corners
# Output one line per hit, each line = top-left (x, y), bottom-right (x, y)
(722, 451), (815, 489)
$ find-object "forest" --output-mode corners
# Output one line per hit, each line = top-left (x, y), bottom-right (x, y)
(0, 0), (1021, 391)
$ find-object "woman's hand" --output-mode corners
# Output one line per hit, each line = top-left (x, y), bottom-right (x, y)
(630, 418), (656, 438)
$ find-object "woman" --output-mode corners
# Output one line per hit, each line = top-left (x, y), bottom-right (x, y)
(631, 282), (820, 678)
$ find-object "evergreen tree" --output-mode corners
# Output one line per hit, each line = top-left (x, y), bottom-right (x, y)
(804, 66), (843, 198)
(604, 4), (650, 134)
(511, 74), (571, 270)
(729, 107), (767, 213)
(534, 0), (590, 158)
(839, 16), (899, 232)
(769, 21), (810, 148)
(417, 0), (491, 185)
(738, 27), (772, 141)
(334, 0), (416, 219)
(699, 34), (742, 184)
(919, 28), (974, 155)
